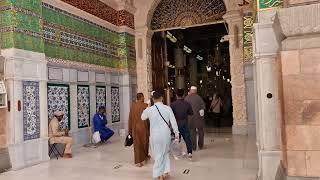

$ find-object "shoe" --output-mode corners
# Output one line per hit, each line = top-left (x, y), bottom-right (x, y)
(187, 153), (192, 160)
(181, 151), (187, 156)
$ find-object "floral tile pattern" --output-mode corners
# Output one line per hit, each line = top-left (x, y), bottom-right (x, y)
(23, 81), (40, 141)
(96, 86), (106, 111)
(111, 87), (120, 123)
(78, 85), (90, 128)
(47, 84), (70, 129)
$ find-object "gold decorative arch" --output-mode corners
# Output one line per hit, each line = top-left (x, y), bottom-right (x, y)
(150, 0), (227, 30)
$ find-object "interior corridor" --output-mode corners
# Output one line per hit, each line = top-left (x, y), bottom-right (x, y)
(0, 133), (258, 180)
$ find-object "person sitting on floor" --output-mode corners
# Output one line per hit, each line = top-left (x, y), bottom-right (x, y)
(93, 106), (114, 143)
(49, 111), (73, 158)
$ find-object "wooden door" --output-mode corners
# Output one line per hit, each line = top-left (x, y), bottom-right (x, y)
(151, 32), (168, 104)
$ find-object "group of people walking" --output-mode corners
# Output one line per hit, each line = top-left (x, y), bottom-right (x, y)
(128, 86), (206, 180)
(48, 85), (208, 180)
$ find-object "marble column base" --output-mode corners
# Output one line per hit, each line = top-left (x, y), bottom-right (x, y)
(8, 138), (50, 170)
(258, 150), (282, 180)
(248, 122), (256, 137)
(0, 148), (11, 173)
(71, 128), (91, 146)
(232, 124), (248, 135)
(287, 177), (320, 180)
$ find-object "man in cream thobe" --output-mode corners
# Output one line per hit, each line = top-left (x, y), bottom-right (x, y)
(48, 111), (73, 158)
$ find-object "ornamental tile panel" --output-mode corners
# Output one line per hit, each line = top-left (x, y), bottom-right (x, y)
(0, 1), (135, 69)
(47, 84), (70, 129)
(77, 85), (90, 128)
(96, 86), (106, 111)
(23, 81), (40, 141)
(60, 0), (134, 29)
(111, 87), (120, 123)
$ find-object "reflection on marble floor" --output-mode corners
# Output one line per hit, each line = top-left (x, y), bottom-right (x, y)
(0, 133), (258, 180)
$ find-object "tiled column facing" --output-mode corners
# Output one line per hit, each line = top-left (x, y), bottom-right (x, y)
(2, 49), (48, 170)
(281, 38), (320, 177)
(135, 26), (154, 99)
(223, 11), (248, 135)
(253, 9), (284, 180)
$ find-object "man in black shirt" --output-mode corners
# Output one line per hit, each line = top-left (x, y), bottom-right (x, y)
(170, 89), (194, 159)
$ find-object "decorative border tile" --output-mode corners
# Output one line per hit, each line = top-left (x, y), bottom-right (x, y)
(96, 86), (106, 112)
(47, 84), (70, 129)
(77, 85), (90, 128)
(111, 87), (120, 123)
(243, 13), (254, 63)
(151, 0), (226, 30)
(23, 81), (40, 141)
(59, 0), (134, 29)
(258, 0), (283, 10)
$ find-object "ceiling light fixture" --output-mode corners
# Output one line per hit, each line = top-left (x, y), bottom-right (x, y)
(183, 45), (192, 53)
(196, 55), (203, 61)
(166, 32), (177, 43)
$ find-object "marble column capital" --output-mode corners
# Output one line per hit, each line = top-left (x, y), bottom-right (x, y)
(223, 10), (243, 23)
(135, 26), (154, 38)
(116, 0), (136, 14)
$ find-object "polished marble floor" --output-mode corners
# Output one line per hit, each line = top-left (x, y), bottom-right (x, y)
(1, 132), (258, 180)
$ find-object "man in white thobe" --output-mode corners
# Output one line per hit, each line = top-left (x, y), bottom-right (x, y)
(141, 90), (179, 180)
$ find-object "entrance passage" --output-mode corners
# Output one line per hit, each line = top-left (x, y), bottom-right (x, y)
(151, 23), (233, 130)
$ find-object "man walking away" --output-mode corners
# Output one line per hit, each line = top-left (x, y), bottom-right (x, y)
(128, 93), (150, 167)
(185, 86), (206, 150)
(171, 89), (194, 160)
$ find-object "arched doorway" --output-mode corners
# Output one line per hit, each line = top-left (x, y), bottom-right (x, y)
(135, 0), (250, 135)
(150, 0), (228, 108)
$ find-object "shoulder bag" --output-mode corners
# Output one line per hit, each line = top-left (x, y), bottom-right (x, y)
(155, 105), (175, 139)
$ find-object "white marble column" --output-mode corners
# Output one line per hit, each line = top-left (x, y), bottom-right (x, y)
(223, 11), (248, 135)
(253, 9), (284, 180)
(105, 73), (112, 124)
(89, 71), (97, 130)
(119, 74), (131, 135)
(135, 26), (154, 99)
(69, 83), (79, 141)
(244, 64), (257, 137)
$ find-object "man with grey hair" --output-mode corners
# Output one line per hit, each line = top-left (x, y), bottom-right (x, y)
(185, 86), (206, 150)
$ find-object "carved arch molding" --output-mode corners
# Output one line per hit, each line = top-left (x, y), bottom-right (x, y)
(151, 0), (227, 30)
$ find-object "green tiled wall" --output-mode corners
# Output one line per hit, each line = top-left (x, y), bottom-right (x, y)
(0, 0), (136, 70)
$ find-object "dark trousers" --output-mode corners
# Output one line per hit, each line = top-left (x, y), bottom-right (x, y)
(190, 127), (204, 150)
(213, 112), (221, 127)
(178, 124), (193, 154)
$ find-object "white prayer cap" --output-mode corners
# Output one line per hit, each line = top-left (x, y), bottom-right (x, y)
(151, 91), (155, 96)
(190, 86), (197, 90)
(54, 111), (64, 116)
